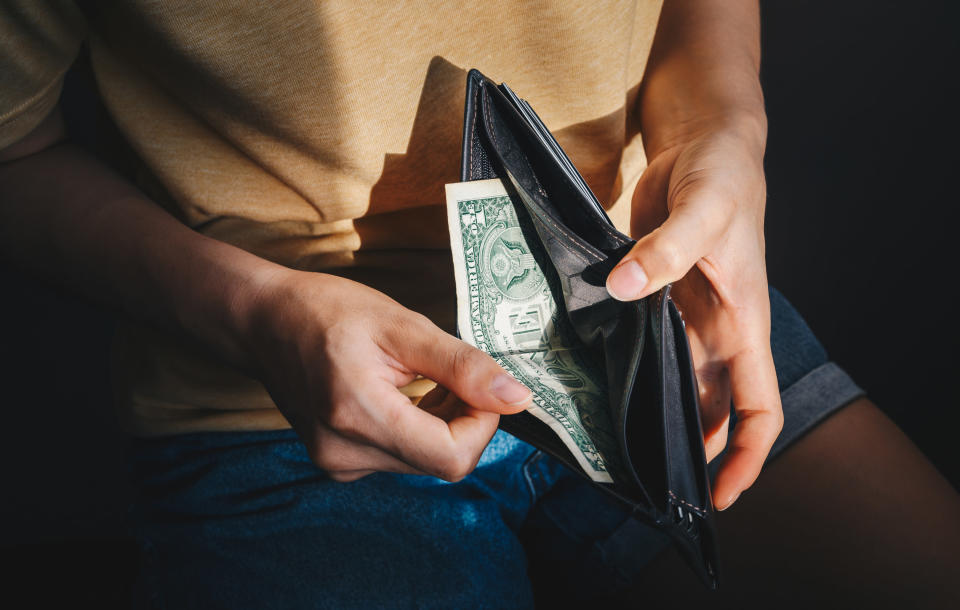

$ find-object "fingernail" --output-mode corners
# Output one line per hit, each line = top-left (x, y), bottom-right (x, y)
(606, 260), (648, 301)
(490, 373), (531, 405)
(718, 491), (741, 511)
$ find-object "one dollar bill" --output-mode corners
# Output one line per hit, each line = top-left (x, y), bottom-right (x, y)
(445, 178), (619, 483)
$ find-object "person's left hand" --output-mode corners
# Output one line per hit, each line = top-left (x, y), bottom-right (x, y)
(605, 119), (783, 510)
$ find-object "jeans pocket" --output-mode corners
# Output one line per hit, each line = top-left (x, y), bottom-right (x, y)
(522, 450), (556, 502)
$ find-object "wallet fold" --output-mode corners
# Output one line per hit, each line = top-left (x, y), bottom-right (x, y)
(459, 69), (720, 588)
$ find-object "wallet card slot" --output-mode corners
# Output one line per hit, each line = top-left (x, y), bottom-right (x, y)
(479, 81), (630, 257)
(666, 298), (717, 522)
(660, 293), (709, 514)
(660, 294), (721, 586)
(597, 296), (655, 502)
(498, 84), (614, 228)
(461, 70), (497, 181)
(623, 306), (670, 512)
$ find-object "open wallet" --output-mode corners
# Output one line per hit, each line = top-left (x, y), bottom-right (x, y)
(455, 69), (720, 588)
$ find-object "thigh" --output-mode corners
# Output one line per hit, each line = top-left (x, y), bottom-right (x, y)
(626, 398), (960, 608)
(130, 429), (547, 610)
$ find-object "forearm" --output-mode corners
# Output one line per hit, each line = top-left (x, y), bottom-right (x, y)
(640, 0), (767, 158)
(0, 131), (284, 369)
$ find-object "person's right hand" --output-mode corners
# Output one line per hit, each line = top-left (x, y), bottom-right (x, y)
(236, 269), (532, 482)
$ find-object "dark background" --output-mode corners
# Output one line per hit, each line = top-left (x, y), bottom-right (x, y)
(1, 1), (957, 606)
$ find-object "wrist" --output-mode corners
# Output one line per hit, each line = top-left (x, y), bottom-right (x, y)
(711, 108), (766, 152)
(221, 262), (349, 375)
(644, 106), (767, 162)
(167, 235), (293, 372)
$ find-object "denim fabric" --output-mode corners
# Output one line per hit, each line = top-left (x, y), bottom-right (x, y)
(129, 287), (864, 608)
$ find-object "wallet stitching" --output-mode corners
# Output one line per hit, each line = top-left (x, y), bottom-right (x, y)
(669, 490), (707, 517)
(468, 95), (476, 178)
(532, 210), (595, 265)
(578, 203), (631, 245)
(468, 88), (480, 179)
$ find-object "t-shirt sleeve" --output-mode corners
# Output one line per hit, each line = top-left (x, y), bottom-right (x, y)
(0, 0), (86, 149)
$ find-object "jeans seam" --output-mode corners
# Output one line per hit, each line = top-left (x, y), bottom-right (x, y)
(521, 449), (547, 503)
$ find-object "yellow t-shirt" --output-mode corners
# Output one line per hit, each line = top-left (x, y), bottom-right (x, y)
(1, 0), (663, 436)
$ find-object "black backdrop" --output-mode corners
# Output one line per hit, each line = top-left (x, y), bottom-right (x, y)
(761, 0), (958, 487)
(1, 1), (957, 604)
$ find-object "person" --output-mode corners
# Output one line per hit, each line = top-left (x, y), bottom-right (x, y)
(1, 0), (957, 607)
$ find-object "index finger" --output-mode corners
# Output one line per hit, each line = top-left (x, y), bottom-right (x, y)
(384, 319), (532, 415)
(711, 343), (783, 510)
(359, 381), (501, 482)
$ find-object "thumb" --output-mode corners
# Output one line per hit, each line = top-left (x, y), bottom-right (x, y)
(607, 183), (730, 301)
(396, 326), (532, 415)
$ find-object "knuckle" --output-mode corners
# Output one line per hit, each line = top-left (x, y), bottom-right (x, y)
(436, 449), (477, 483)
(320, 321), (357, 360)
(323, 404), (349, 430)
(651, 235), (688, 277)
(408, 310), (436, 331)
(324, 401), (362, 439)
(451, 346), (487, 382)
(380, 397), (406, 431)
(391, 311), (436, 346)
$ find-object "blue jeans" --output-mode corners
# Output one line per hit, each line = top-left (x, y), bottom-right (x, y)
(129, 288), (864, 609)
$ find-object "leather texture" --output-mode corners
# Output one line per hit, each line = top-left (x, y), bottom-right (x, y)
(459, 70), (720, 588)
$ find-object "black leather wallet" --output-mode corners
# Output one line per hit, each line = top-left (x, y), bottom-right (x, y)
(459, 69), (720, 588)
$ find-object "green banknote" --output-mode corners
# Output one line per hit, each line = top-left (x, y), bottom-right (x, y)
(444, 178), (619, 483)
